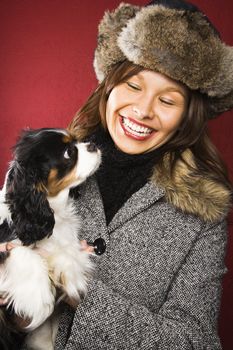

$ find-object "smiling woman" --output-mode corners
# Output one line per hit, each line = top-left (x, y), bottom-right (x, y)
(105, 70), (187, 154)
(70, 59), (230, 193)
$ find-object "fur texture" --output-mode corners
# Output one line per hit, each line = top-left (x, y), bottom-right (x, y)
(0, 128), (101, 349)
(94, 1), (233, 117)
(151, 149), (231, 222)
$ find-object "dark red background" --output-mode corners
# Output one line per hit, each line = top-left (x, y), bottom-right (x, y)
(0, 1), (232, 348)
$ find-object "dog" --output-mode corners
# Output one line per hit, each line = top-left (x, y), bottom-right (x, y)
(0, 128), (101, 349)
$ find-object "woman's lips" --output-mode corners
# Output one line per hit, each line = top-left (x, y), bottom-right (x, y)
(119, 116), (155, 141)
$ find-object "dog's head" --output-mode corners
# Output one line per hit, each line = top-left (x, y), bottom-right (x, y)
(5, 128), (101, 245)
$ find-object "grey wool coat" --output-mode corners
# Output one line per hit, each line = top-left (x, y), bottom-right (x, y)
(53, 150), (230, 350)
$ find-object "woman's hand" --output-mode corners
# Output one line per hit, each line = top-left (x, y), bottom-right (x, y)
(0, 241), (17, 252)
(80, 239), (95, 253)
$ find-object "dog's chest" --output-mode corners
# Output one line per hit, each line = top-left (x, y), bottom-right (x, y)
(46, 201), (81, 246)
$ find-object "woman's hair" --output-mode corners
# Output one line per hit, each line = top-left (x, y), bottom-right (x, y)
(69, 60), (232, 191)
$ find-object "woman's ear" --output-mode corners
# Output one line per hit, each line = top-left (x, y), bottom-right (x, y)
(5, 162), (55, 246)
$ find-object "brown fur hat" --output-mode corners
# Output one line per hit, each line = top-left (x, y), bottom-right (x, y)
(94, 0), (233, 117)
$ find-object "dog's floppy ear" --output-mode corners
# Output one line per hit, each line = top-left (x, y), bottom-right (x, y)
(6, 162), (55, 246)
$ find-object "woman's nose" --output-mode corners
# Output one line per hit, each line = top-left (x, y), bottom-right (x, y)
(133, 95), (155, 119)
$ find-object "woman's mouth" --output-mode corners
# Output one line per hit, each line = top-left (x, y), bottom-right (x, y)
(120, 116), (155, 140)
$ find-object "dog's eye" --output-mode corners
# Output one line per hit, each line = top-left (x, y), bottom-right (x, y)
(64, 145), (76, 160)
(64, 148), (71, 159)
(64, 147), (74, 159)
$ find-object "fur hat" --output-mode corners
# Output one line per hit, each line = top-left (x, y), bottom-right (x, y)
(94, 0), (233, 118)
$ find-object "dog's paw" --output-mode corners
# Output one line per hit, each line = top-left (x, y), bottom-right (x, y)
(48, 248), (94, 301)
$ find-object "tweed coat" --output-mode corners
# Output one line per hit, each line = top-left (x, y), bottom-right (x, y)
(52, 150), (231, 350)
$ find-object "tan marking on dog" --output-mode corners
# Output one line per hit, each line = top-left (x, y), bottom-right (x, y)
(47, 166), (78, 197)
(62, 131), (77, 144)
(35, 182), (48, 193)
(62, 135), (72, 144)
(60, 272), (66, 286)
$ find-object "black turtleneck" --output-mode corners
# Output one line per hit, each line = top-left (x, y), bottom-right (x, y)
(86, 127), (165, 225)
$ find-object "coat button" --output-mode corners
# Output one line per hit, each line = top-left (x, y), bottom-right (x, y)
(87, 238), (106, 255)
(92, 238), (106, 255)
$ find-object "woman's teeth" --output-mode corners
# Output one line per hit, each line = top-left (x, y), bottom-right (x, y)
(122, 117), (153, 137)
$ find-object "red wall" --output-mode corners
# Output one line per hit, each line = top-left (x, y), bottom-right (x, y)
(0, 1), (232, 348)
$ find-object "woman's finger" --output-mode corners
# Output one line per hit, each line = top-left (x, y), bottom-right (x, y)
(80, 240), (94, 253)
(33, 246), (50, 258)
(0, 242), (18, 252)
(0, 243), (9, 252)
(0, 298), (7, 306)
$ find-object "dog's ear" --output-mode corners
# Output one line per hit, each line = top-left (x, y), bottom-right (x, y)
(5, 163), (55, 246)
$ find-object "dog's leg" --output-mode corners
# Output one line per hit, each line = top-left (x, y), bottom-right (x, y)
(0, 246), (56, 329)
(24, 310), (60, 350)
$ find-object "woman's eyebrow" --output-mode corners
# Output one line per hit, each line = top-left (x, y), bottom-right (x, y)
(133, 73), (187, 98)
(162, 87), (187, 98)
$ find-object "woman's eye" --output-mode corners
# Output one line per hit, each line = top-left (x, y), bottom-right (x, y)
(126, 82), (141, 90)
(159, 97), (175, 106)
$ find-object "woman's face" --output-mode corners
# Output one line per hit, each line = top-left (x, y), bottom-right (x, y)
(105, 70), (188, 154)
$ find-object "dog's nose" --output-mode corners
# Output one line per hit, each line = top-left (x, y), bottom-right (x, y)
(87, 142), (97, 153)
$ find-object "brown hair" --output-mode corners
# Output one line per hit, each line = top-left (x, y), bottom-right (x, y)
(68, 60), (232, 192)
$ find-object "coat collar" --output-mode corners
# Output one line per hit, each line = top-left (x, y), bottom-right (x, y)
(107, 181), (165, 233)
(151, 149), (231, 223)
(76, 149), (231, 231)
(75, 176), (165, 233)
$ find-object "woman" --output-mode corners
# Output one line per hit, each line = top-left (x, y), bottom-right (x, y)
(52, 1), (233, 349)
(2, 0), (233, 349)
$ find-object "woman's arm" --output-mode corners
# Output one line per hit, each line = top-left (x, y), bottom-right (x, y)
(56, 220), (227, 350)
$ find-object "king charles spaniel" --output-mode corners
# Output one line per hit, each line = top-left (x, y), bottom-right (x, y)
(0, 128), (101, 350)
